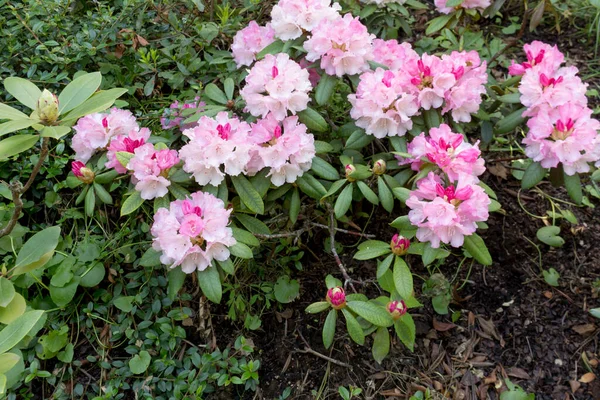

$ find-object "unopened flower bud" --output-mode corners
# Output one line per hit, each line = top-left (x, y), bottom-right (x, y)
(387, 300), (407, 320)
(345, 164), (356, 182)
(37, 89), (59, 124)
(373, 159), (386, 175)
(72, 161), (95, 184)
(390, 234), (410, 256)
(326, 287), (346, 310)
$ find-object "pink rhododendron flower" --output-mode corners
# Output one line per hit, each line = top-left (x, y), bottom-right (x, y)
(304, 13), (375, 77)
(508, 41), (564, 76)
(71, 108), (139, 162)
(435, 0), (491, 14)
(240, 53), (312, 121)
(247, 115), (316, 186)
(270, 0), (341, 41)
(127, 143), (179, 200)
(390, 234), (410, 256)
(400, 53), (456, 111)
(231, 21), (276, 67)
(524, 103), (600, 175)
(326, 287), (346, 309)
(179, 112), (253, 186)
(348, 68), (419, 138)
(72, 161), (85, 177)
(372, 39), (419, 70)
(401, 124), (485, 182)
(105, 127), (151, 173)
(151, 192), (236, 273)
(161, 98), (205, 131)
(519, 66), (588, 117)
(406, 172), (490, 248)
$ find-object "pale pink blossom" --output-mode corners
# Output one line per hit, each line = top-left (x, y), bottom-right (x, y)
(406, 172), (490, 248)
(151, 192), (236, 273)
(71, 108), (139, 162)
(247, 115), (315, 186)
(348, 68), (419, 138)
(304, 13), (375, 77)
(270, 0), (341, 41)
(400, 54), (456, 111)
(435, 0), (491, 14)
(524, 103), (600, 175)
(161, 98), (205, 131)
(231, 21), (276, 67)
(241, 53), (312, 120)
(179, 112), (253, 186)
(508, 41), (564, 76)
(372, 39), (419, 70)
(127, 143), (179, 200)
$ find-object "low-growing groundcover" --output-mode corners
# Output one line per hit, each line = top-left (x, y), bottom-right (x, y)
(1, 0), (600, 398)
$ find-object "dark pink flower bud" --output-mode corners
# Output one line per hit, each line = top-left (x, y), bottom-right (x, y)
(72, 161), (94, 184)
(390, 234), (410, 256)
(326, 287), (346, 309)
(345, 164), (356, 182)
(272, 65), (279, 78)
(387, 300), (407, 320)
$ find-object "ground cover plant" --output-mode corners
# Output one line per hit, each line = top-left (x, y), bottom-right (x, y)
(1, 0), (600, 398)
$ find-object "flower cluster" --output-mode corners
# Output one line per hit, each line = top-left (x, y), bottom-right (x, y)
(435, 0), (491, 14)
(513, 42), (600, 174)
(127, 144), (179, 200)
(304, 13), (375, 77)
(105, 126), (150, 174)
(160, 98), (205, 131)
(151, 192), (236, 273)
(349, 49), (487, 137)
(270, 0), (341, 41)
(231, 21), (276, 67)
(240, 53), (312, 121)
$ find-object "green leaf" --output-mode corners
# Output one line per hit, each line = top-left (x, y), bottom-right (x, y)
(85, 185), (95, 217)
(0, 134), (39, 160)
(354, 240), (391, 260)
(14, 226), (60, 274)
(168, 182), (190, 200)
(315, 74), (337, 106)
(93, 182), (113, 205)
(204, 83), (228, 105)
(198, 266), (222, 303)
(357, 181), (379, 205)
(140, 248), (162, 267)
(345, 128), (373, 150)
(0, 354), (20, 375)
(393, 256), (413, 299)
(116, 151), (134, 168)
(114, 296), (135, 312)
(289, 188), (300, 223)
(129, 350), (151, 374)
(542, 268), (560, 287)
(79, 262), (105, 287)
(377, 254), (394, 279)
(346, 301), (393, 327)
(3, 78), (41, 110)
(305, 301), (330, 314)
(495, 107), (527, 135)
(231, 175), (264, 214)
(341, 308), (365, 345)
(323, 309), (337, 349)
(94, 169), (120, 185)
(297, 108), (328, 133)
(589, 308), (600, 319)
(426, 14), (452, 35)
(497, 92), (521, 103)
(223, 78), (235, 100)
(0, 293), (25, 324)
(563, 172), (582, 204)
(0, 279), (15, 308)
(0, 120), (37, 137)
(274, 275), (300, 304)
(58, 72), (102, 114)
(378, 176), (394, 213)
(0, 103), (29, 121)
(394, 313), (416, 351)
(314, 140), (334, 154)
(61, 88), (128, 123)
(40, 125), (71, 139)
(235, 214), (271, 235)
(325, 275), (343, 289)
(229, 242), (253, 259)
(167, 267), (187, 300)
(462, 234), (493, 265)
(49, 277), (80, 307)
(296, 174), (327, 200)
(231, 227), (259, 247)
(536, 226), (564, 247)
(311, 157), (339, 180)
(423, 108), (441, 129)
(120, 191), (145, 216)
(521, 161), (546, 189)
(322, 179), (347, 200)
(372, 326), (390, 364)
(0, 310), (44, 354)
(392, 187), (411, 204)
(256, 40), (285, 60)
(217, 258), (234, 275)
(334, 184), (354, 219)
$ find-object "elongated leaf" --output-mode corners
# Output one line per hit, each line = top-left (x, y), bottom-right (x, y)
(393, 256), (413, 299)
(341, 308), (365, 345)
(231, 175), (264, 214)
(229, 242), (253, 259)
(426, 14), (452, 35)
(0, 353), (20, 375)
(290, 187), (300, 223)
(357, 181), (379, 205)
(311, 157), (339, 180)
(11, 250), (53, 277)
(85, 186), (95, 216)
(0, 135), (39, 160)
(296, 174), (327, 200)
(58, 72), (102, 114)
(120, 191), (145, 216)
(378, 176), (394, 212)
(0, 310), (44, 354)
(204, 83), (228, 105)
(521, 161), (546, 189)
(346, 301), (393, 327)
(323, 309), (337, 349)
(167, 267), (187, 301)
(0, 120), (37, 137)
(0, 278), (15, 308)
(223, 78), (235, 100)
(315, 74), (337, 106)
(93, 182), (112, 205)
(0, 103), (29, 121)
(235, 214), (271, 235)
(354, 240), (391, 260)
(298, 108), (328, 133)
(40, 126), (71, 139)
(61, 88), (128, 123)
(372, 326), (390, 364)
(3, 78), (41, 110)
(198, 266), (222, 303)
(305, 301), (330, 314)
(495, 107), (527, 135)
(14, 226), (60, 272)
(462, 233), (492, 265)
(334, 184), (354, 219)
(394, 313), (415, 351)
(0, 293), (26, 324)
(563, 172), (582, 204)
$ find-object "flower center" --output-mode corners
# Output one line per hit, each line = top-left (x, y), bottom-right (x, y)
(550, 119), (574, 141)
(331, 41), (347, 52)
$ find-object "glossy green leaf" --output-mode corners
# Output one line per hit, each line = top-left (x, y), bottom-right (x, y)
(3, 78), (41, 110)
(372, 326), (390, 363)
(0, 134), (39, 160)
(167, 267), (187, 301)
(342, 308), (365, 345)
(323, 309), (337, 349)
(198, 266), (222, 303)
(393, 256), (413, 299)
(0, 103), (29, 121)
(394, 313), (416, 351)
(231, 175), (264, 214)
(0, 310), (44, 354)
(298, 108), (328, 133)
(58, 72), (102, 114)
(521, 161), (546, 189)
(120, 191), (145, 216)
(315, 74), (337, 106)
(334, 184), (354, 219)
(305, 301), (330, 314)
(14, 226), (60, 273)
(204, 83), (228, 105)
(346, 301), (393, 327)
(0, 120), (37, 137)
(462, 233), (493, 265)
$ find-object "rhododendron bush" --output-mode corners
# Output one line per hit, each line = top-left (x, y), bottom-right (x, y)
(1, 0), (600, 394)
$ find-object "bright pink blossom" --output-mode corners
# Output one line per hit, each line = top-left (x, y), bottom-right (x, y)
(151, 192), (236, 273)
(435, 0), (491, 14)
(240, 53), (312, 121)
(406, 172), (490, 248)
(270, 0), (341, 41)
(326, 287), (346, 309)
(372, 39), (419, 70)
(105, 127), (151, 173)
(508, 41), (564, 76)
(231, 21), (276, 67)
(127, 143), (179, 200)
(72, 161), (85, 177)
(304, 13), (375, 77)
(179, 112), (253, 186)
(524, 103), (600, 175)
